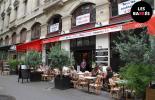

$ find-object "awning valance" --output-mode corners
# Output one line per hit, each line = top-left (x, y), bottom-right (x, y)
(16, 39), (42, 52)
(43, 20), (147, 44)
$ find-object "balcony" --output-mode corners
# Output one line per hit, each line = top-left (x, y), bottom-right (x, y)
(43, 0), (64, 11)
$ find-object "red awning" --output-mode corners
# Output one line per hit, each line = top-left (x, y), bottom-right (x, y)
(42, 37), (59, 44)
(43, 20), (147, 44)
(16, 39), (42, 52)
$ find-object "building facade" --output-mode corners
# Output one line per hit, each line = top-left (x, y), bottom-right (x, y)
(0, 0), (154, 71)
(0, 0), (110, 70)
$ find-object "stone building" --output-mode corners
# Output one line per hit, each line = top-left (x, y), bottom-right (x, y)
(0, 0), (154, 71)
(0, 0), (109, 69)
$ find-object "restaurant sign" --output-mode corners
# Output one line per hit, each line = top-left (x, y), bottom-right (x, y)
(76, 13), (90, 26)
(118, 0), (140, 15)
(49, 23), (59, 33)
(60, 26), (122, 41)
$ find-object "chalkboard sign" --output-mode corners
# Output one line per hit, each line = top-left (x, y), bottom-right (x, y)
(96, 57), (108, 61)
(95, 48), (109, 66)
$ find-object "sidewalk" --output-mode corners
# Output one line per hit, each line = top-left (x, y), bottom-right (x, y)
(0, 75), (113, 100)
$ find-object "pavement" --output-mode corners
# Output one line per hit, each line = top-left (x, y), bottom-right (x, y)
(0, 75), (113, 100)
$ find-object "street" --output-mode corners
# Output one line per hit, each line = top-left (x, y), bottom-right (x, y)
(0, 75), (113, 100)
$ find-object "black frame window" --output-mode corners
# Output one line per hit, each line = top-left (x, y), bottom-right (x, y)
(48, 15), (62, 33)
(31, 22), (41, 40)
(5, 36), (9, 45)
(20, 28), (27, 43)
(72, 3), (96, 27)
(12, 33), (17, 44)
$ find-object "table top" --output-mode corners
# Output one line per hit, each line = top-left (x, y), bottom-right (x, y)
(84, 76), (96, 80)
(115, 80), (128, 84)
(77, 72), (84, 75)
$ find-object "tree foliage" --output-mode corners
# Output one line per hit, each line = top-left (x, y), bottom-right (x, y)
(120, 63), (155, 97)
(48, 45), (70, 69)
(113, 28), (150, 64)
(25, 51), (41, 68)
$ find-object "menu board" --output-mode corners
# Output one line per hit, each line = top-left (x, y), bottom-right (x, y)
(95, 48), (108, 66)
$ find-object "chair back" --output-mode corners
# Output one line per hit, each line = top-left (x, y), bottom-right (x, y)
(21, 69), (30, 79)
(95, 75), (103, 85)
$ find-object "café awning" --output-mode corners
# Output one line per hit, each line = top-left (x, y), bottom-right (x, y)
(42, 20), (146, 44)
(16, 39), (42, 52)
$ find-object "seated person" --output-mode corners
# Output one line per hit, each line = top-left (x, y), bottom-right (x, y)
(91, 65), (101, 77)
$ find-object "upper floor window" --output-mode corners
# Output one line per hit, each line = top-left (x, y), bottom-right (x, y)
(31, 22), (41, 40)
(5, 36), (9, 45)
(12, 33), (17, 44)
(0, 38), (3, 46)
(110, 0), (154, 17)
(20, 28), (27, 43)
(72, 3), (96, 27)
(48, 15), (62, 33)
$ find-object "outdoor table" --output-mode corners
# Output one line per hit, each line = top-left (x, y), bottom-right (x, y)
(77, 72), (84, 75)
(84, 76), (96, 92)
(115, 80), (128, 98)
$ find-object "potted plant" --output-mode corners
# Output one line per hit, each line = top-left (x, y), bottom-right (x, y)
(48, 45), (70, 89)
(8, 59), (19, 75)
(25, 51), (42, 82)
(120, 63), (155, 100)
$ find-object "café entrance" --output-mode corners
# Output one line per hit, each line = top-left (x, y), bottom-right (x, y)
(70, 36), (96, 71)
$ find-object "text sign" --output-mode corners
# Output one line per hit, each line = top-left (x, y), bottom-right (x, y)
(50, 23), (59, 33)
(118, 0), (141, 15)
(76, 13), (90, 26)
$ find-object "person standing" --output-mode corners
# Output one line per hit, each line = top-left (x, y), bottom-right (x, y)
(80, 59), (86, 72)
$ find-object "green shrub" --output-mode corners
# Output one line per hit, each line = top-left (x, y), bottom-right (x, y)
(25, 51), (41, 69)
(8, 59), (19, 71)
(48, 45), (70, 70)
(120, 63), (155, 97)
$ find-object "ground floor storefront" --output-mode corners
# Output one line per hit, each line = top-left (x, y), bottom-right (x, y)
(12, 16), (155, 72)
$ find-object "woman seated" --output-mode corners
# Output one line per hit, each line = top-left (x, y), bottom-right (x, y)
(91, 65), (101, 77)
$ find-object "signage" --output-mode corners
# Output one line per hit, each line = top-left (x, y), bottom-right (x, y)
(10, 45), (16, 50)
(131, 1), (153, 23)
(49, 23), (59, 33)
(60, 26), (122, 41)
(118, 0), (140, 15)
(76, 13), (90, 26)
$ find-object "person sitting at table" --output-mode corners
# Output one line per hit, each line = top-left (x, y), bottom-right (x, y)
(91, 65), (101, 77)
(105, 67), (113, 80)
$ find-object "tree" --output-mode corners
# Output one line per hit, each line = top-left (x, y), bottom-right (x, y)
(113, 28), (150, 64)
(48, 45), (70, 74)
(25, 51), (41, 69)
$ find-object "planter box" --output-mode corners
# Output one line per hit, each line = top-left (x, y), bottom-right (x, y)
(55, 75), (71, 90)
(146, 88), (155, 100)
(30, 71), (43, 82)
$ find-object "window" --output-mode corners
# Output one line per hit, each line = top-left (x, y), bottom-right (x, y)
(12, 33), (17, 44)
(31, 22), (41, 40)
(5, 36), (9, 45)
(70, 36), (96, 50)
(20, 28), (27, 43)
(48, 15), (62, 33)
(110, 0), (129, 17)
(0, 38), (3, 46)
(72, 3), (96, 27)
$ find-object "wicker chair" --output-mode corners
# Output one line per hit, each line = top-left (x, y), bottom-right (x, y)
(109, 78), (121, 99)
(89, 75), (103, 94)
